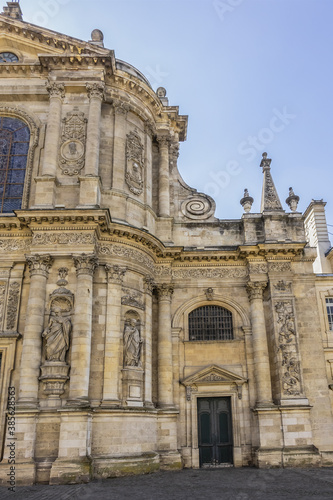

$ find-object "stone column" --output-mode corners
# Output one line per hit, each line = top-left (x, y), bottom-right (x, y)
(68, 254), (98, 405)
(112, 99), (129, 193)
(101, 264), (127, 407)
(246, 281), (273, 406)
(157, 136), (171, 217)
(85, 82), (104, 176)
(156, 283), (174, 407)
(78, 83), (104, 207)
(42, 82), (65, 177)
(18, 255), (53, 406)
(34, 82), (64, 207)
(144, 276), (154, 407)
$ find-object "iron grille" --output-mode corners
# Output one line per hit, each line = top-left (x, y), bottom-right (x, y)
(189, 305), (233, 341)
(326, 298), (333, 331)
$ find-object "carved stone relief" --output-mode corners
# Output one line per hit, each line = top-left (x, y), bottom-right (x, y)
(274, 280), (292, 293)
(122, 288), (145, 310)
(268, 262), (292, 273)
(6, 282), (20, 331)
(33, 232), (94, 246)
(58, 108), (87, 176)
(0, 238), (32, 252)
(126, 129), (144, 195)
(275, 300), (301, 396)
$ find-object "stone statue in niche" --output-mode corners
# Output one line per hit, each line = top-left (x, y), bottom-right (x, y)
(42, 297), (72, 362)
(123, 318), (142, 367)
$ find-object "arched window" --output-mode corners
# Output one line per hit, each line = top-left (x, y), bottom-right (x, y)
(0, 117), (30, 213)
(189, 305), (233, 341)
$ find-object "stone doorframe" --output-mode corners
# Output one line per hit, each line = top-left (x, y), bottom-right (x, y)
(181, 365), (248, 468)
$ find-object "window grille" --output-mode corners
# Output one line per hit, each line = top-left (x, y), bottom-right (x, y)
(0, 117), (30, 213)
(189, 305), (233, 341)
(326, 298), (333, 331)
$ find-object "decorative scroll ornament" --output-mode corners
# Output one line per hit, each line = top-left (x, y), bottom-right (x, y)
(275, 300), (301, 396)
(181, 194), (216, 220)
(125, 129), (144, 195)
(59, 108), (87, 176)
(123, 318), (143, 367)
(122, 288), (145, 310)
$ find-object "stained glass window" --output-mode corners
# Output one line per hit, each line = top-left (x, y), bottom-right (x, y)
(189, 305), (233, 341)
(0, 117), (30, 213)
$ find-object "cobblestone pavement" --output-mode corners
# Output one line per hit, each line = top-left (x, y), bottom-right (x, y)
(1, 468), (333, 500)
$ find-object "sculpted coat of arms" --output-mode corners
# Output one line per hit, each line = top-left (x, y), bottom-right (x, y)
(125, 129), (144, 195)
(59, 108), (87, 176)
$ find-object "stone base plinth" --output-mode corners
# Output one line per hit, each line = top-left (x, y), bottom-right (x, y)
(282, 446), (321, 467)
(77, 176), (101, 208)
(254, 447), (283, 468)
(122, 367), (144, 406)
(159, 451), (182, 470)
(0, 460), (36, 486)
(92, 453), (159, 479)
(50, 457), (91, 485)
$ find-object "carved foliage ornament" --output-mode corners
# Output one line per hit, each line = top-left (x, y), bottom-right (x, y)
(59, 108), (87, 176)
(126, 129), (144, 196)
(105, 264), (126, 284)
(246, 281), (267, 301)
(33, 232), (94, 246)
(73, 254), (98, 276)
(0, 282), (5, 329)
(46, 81), (65, 99)
(26, 254), (53, 278)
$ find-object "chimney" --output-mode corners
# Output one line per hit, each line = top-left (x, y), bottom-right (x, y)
(1, 1), (23, 21)
(304, 200), (332, 274)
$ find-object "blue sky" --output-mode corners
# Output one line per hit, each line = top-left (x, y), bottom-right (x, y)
(17, 0), (333, 239)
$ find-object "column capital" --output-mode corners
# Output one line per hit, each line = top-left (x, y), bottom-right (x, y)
(156, 135), (171, 149)
(144, 276), (155, 296)
(105, 264), (127, 284)
(112, 98), (130, 115)
(144, 119), (155, 138)
(26, 254), (53, 278)
(156, 283), (174, 300)
(86, 82), (105, 100)
(246, 280), (268, 302)
(46, 81), (65, 99)
(73, 253), (98, 277)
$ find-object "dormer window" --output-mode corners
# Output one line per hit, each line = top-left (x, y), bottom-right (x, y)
(0, 52), (18, 63)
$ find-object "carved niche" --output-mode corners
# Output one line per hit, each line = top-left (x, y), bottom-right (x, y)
(125, 129), (144, 195)
(39, 268), (74, 403)
(59, 108), (87, 176)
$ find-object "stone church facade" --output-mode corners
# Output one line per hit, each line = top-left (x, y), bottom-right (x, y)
(0, 1), (332, 486)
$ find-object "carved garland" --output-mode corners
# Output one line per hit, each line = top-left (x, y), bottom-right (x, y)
(0, 106), (39, 210)
(6, 282), (20, 331)
(125, 129), (144, 196)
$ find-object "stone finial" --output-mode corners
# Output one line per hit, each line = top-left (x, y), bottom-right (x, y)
(156, 87), (169, 106)
(2, 1), (23, 21)
(260, 152), (283, 212)
(89, 29), (104, 47)
(240, 188), (254, 213)
(286, 187), (300, 212)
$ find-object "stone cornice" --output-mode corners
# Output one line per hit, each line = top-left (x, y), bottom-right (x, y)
(0, 16), (111, 57)
(39, 55), (114, 76)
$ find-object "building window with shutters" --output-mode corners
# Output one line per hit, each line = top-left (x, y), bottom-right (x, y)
(0, 116), (30, 213)
(189, 305), (233, 341)
(326, 298), (333, 331)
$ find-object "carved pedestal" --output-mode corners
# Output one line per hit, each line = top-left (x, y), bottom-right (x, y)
(122, 367), (144, 407)
(39, 362), (70, 408)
